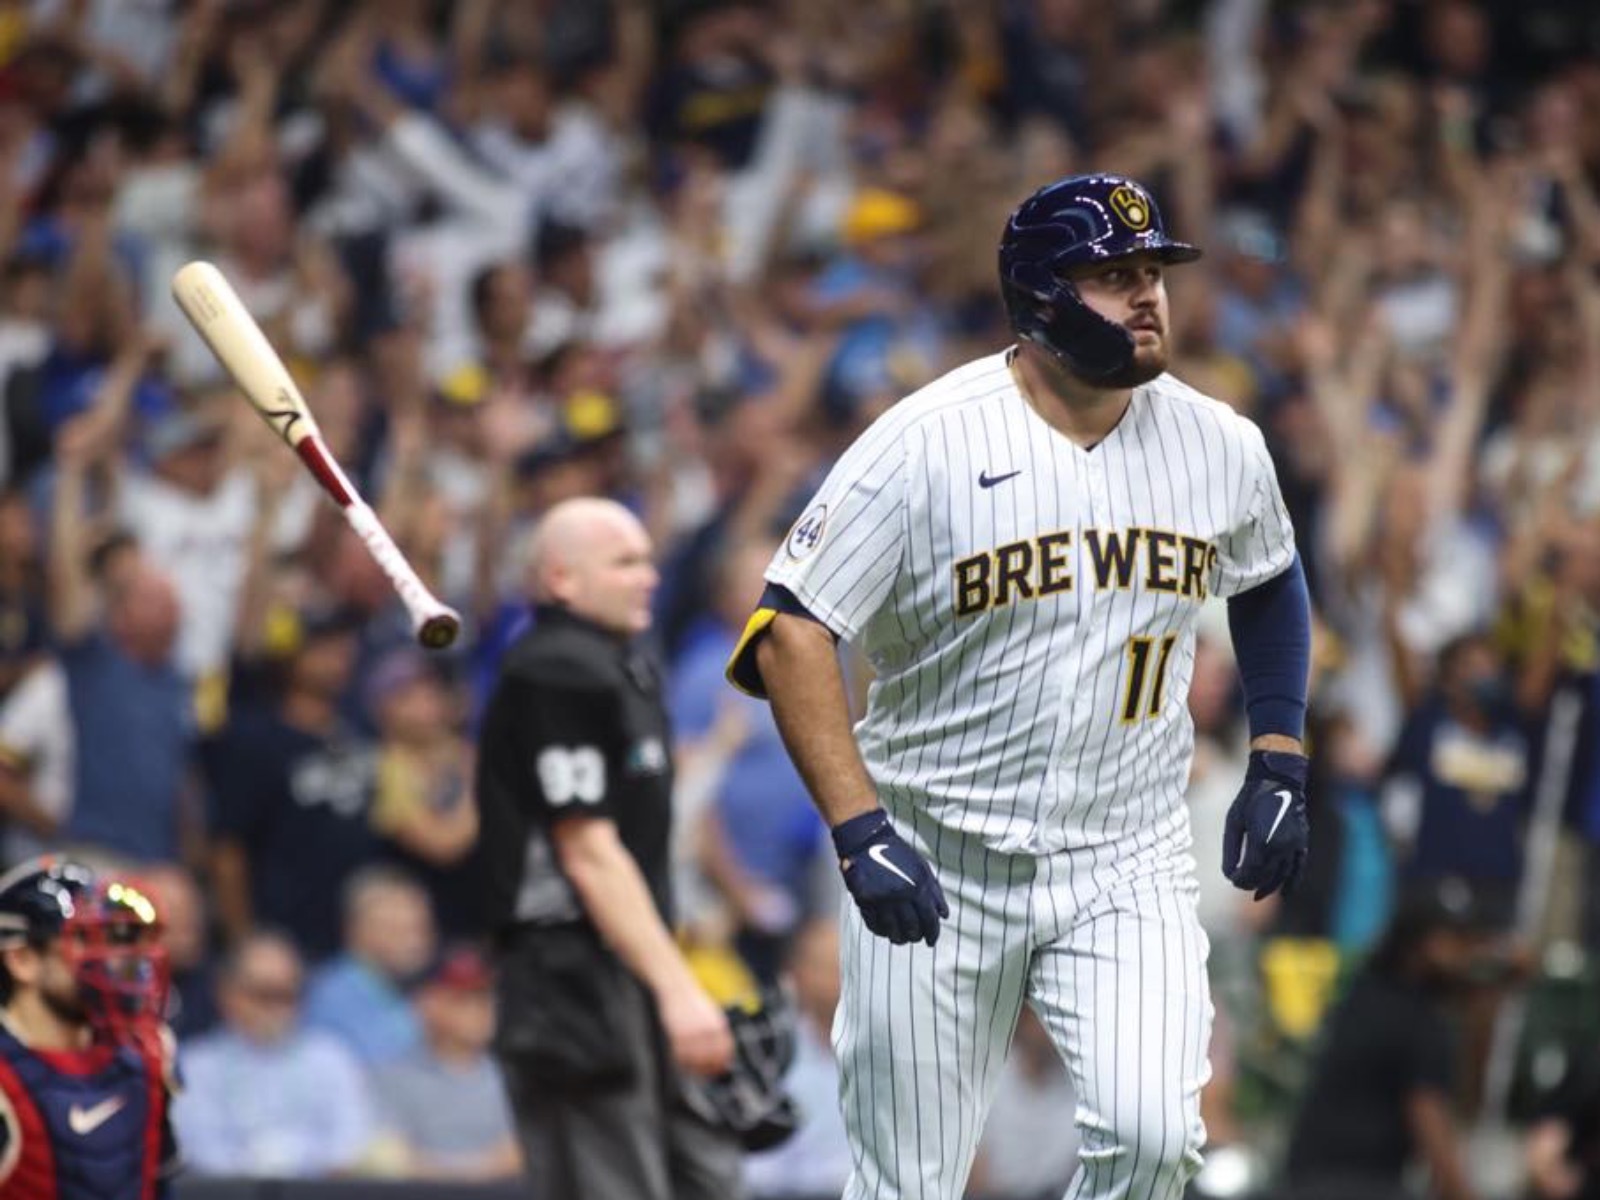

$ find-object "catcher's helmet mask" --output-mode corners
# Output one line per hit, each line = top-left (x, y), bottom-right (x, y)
(0, 856), (169, 1048)
(999, 173), (1202, 385)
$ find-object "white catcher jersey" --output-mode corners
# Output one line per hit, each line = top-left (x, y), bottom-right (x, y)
(741, 349), (1296, 854)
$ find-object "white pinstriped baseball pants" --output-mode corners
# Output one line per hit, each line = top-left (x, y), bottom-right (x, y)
(834, 805), (1212, 1200)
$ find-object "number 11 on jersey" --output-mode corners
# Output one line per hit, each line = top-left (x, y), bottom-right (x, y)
(1121, 634), (1176, 723)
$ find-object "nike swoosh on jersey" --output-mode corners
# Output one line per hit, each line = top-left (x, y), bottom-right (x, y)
(68, 1095), (127, 1135)
(867, 843), (916, 886)
(1265, 789), (1295, 843)
(977, 469), (1022, 488)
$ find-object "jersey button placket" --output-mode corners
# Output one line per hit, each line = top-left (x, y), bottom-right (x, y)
(1050, 465), (1097, 795)
(1085, 453), (1109, 510)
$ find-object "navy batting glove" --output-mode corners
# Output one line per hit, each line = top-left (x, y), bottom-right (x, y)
(1223, 751), (1310, 901)
(832, 809), (948, 947)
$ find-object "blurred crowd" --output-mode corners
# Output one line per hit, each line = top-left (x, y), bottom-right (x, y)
(1, 0), (1600, 1195)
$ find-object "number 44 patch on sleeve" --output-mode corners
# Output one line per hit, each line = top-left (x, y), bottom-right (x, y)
(787, 504), (827, 559)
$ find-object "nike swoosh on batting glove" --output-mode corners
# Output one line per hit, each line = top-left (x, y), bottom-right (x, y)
(831, 809), (949, 946)
(1222, 750), (1310, 901)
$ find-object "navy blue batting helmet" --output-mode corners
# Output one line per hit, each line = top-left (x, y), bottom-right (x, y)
(998, 173), (1201, 383)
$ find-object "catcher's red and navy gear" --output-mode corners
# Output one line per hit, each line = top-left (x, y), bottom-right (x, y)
(0, 858), (178, 1200)
(0, 1021), (178, 1200)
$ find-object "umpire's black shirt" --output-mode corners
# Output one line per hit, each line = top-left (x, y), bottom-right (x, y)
(476, 604), (675, 931)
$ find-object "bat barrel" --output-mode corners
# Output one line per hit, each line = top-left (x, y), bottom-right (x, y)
(172, 260), (459, 652)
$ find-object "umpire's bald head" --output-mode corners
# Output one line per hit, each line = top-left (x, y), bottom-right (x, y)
(525, 497), (659, 636)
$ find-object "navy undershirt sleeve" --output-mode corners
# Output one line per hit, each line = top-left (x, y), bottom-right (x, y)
(1226, 553), (1311, 740)
(760, 584), (831, 629)
(725, 584), (835, 699)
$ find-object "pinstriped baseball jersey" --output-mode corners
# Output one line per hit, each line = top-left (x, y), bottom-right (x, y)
(762, 348), (1296, 852)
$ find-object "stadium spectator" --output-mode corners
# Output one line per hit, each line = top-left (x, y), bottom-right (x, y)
(0, 613), (69, 863)
(49, 399), (193, 865)
(0, 484), (46, 673)
(371, 944), (521, 1182)
(117, 396), (257, 681)
(365, 647), (481, 937)
(174, 930), (378, 1178)
(202, 609), (377, 959)
(807, 187), (944, 426)
(139, 860), (220, 1042)
(1210, 208), (1304, 394)
(1381, 631), (1531, 920)
(302, 864), (435, 1068)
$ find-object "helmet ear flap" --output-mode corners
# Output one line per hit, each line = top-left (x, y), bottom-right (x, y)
(999, 255), (1056, 342)
(1009, 258), (1136, 383)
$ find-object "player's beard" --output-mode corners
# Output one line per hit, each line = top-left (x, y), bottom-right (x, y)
(39, 976), (88, 1026)
(1092, 336), (1167, 389)
(1081, 342), (1171, 390)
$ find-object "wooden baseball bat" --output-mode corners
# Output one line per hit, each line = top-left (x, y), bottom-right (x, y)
(171, 260), (461, 650)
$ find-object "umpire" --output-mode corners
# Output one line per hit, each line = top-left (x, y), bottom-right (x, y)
(477, 496), (740, 1200)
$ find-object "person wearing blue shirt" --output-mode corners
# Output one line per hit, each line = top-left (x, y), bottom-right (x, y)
(50, 412), (193, 864)
(301, 865), (435, 1068)
(175, 931), (377, 1178)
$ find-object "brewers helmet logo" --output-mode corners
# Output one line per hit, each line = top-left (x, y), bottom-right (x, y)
(1109, 185), (1151, 231)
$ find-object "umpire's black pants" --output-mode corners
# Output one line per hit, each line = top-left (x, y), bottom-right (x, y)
(494, 926), (742, 1200)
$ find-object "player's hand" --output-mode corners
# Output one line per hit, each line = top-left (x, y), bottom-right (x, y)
(658, 982), (735, 1079)
(832, 809), (948, 946)
(1223, 751), (1310, 901)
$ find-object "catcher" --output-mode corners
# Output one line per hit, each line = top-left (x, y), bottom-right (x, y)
(0, 857), (179, 1200)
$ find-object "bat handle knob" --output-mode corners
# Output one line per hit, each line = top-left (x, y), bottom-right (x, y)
(417, 610), (462, 650)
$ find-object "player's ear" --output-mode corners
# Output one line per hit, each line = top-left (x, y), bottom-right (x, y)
(1, 942), (41, 987)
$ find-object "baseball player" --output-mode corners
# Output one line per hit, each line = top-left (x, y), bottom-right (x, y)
(726, 173), (1312, 1200)
(0, 857), (180, 1200)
